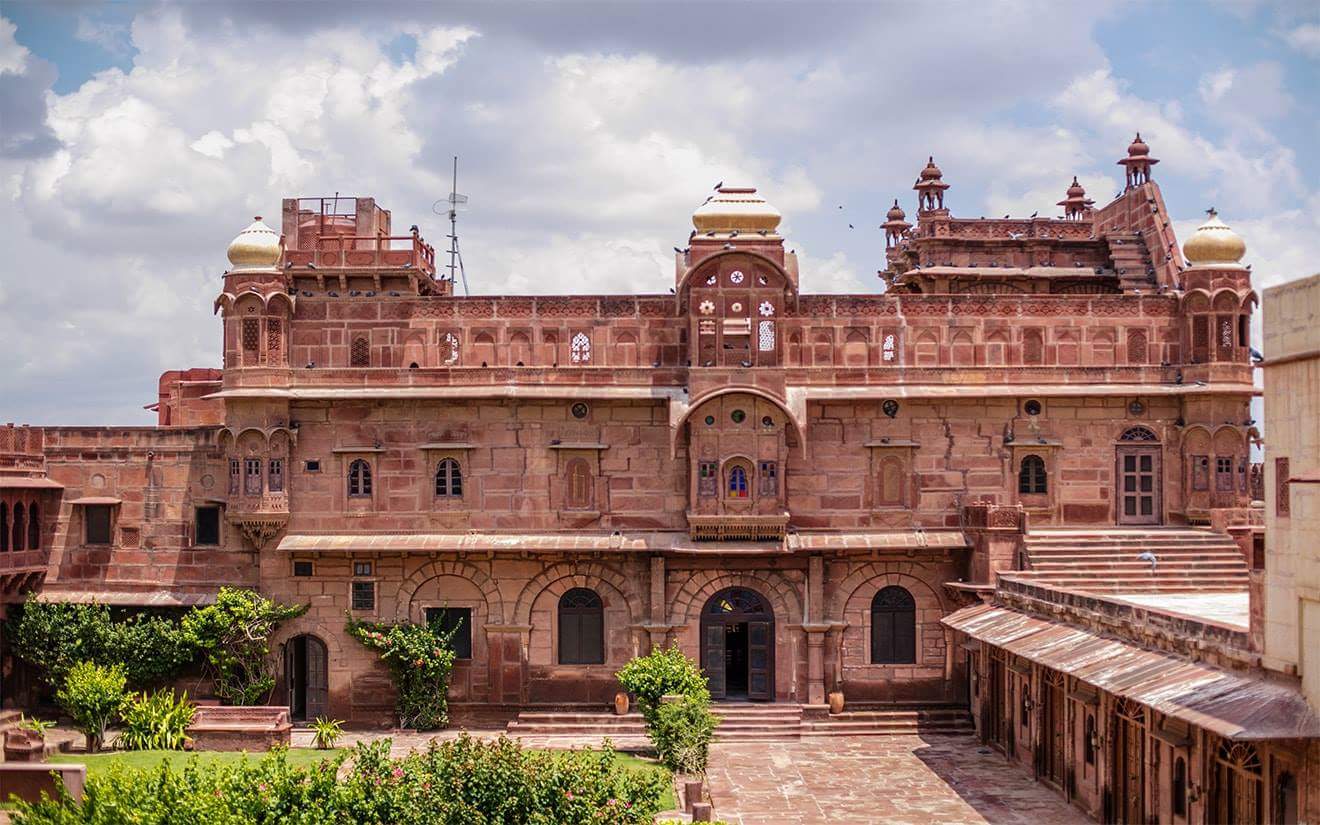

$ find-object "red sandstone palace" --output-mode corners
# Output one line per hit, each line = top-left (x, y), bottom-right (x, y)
(5, 135), (1314, 822)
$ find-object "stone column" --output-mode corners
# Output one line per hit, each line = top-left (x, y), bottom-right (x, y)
(803, 554), (828, 706)
(641, 555), (672, 652)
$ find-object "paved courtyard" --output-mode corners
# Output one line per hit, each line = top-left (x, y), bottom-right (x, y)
(705, 734), (1091, 825)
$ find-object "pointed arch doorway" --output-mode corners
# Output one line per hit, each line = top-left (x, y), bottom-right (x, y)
(285, 634), (328, 722)
(700, 588), (774, 701)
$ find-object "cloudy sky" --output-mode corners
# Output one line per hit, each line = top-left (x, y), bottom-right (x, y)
(2, 1), (1317, 424)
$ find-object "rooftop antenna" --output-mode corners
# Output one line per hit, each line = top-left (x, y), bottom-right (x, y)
(433, 156), (469, 295)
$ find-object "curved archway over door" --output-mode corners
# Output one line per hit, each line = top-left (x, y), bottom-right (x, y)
(286, 634), (328, 722)
(701, 587), (774, 701)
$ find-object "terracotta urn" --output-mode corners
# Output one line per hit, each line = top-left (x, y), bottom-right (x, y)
(828, 690), (845, 715)
(614, 691), (630, 715)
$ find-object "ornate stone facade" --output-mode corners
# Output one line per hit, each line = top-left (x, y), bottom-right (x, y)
(1, 138), (1261, 729)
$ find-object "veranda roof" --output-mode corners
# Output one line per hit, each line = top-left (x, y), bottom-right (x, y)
(944, 602), (1320, 741)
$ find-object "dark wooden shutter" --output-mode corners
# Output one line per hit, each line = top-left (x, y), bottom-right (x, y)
(747, 621), (772, 700)
(558, 589), (603, 664)
(703, 622), (726, 699)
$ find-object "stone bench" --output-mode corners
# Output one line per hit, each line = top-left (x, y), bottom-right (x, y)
(0, 762), (86, 805)
(187, 705), (292, 751)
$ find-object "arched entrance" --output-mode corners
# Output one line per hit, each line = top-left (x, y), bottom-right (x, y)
(1116, 426), (1162, 525)
(285, 634), (328, 722)
(700, 588), (774, 701)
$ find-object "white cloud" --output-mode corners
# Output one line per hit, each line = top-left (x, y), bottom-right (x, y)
(0, 16), (29, 74)
(1281, 22), (1320, 57)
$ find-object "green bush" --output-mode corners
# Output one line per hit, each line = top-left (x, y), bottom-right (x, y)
(8, 600), (195, 691)
(652, 694), (719, 774)
(615, 643), (710, 724)
(181, 588), (306, 706)
(12, 735), (669, 825)
(56, 662), (127, 753)
(117, 689), (195, 751)
(346, 615), (458, 730)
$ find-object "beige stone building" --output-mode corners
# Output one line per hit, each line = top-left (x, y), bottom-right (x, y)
(1262, 272), (1320, 706)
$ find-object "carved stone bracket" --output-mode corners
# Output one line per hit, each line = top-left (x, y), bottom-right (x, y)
(230, 515), (288, 550)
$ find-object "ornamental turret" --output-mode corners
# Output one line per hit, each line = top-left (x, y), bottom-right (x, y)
(1057, 177), (1094, 221)
(1118, 133), (1159, 189)
(913, 157), (950, 213)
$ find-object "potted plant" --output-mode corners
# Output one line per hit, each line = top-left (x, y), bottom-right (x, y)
(828, 686), (845, 715)
(311, 716), (344, 750)
(614, 691), (630, 715)
(5, 716), (54, 762)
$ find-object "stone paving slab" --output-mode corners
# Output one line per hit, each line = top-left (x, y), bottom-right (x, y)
(705, 733), (1091, 825)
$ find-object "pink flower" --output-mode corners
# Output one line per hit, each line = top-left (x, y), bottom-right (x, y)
(392, 767), (404, 779)
(566, 791), (574, 800)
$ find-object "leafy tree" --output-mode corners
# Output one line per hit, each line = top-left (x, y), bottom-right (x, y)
(617, 645), (719, 774)
(56, 662), (127, 753)
(181, 588), (306, 706)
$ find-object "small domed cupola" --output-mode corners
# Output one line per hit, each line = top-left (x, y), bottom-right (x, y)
(692, 186), (782, 234)
(882, 199), (911, 248)
(913, 156), (950, 213)
(1118, 132), (1159, 189)
(1057, 176), (1094, 220)
(226, 216), (282, 272)
(1183, 208), (1246, 268)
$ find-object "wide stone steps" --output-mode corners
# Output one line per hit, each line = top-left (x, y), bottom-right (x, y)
(508, 703), (974, 742)
(1020, 528), (1248, 593)
(802, 708), (973, 737)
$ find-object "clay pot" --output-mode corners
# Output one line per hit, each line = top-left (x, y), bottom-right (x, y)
(614, 691), (630, 716)
(828, 691), (845, 715)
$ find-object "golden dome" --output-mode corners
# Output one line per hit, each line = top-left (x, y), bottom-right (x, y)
(692, 186), (782, 233)
(1183, 208), (1246, 268)
(226, 216), (282, 272)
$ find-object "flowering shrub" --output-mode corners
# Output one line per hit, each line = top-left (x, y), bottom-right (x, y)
(346, 615), (458, 730)
(13, 736), (668, 825)
(615, 644), (710, 724)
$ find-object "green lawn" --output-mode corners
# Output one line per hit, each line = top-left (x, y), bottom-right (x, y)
(49, 747), (675, 811)
(49, 748), (344, 778)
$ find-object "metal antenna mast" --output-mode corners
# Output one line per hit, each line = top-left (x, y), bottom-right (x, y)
(432, 157), (469, 295)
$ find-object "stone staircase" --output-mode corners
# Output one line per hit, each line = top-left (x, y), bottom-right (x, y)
(1105, 232), (1155, 290)
(802, 703), (973, 738)
(1013, 527), (1249, 593)
(506, 702), (973, 744)
(710, 702), (804, 742)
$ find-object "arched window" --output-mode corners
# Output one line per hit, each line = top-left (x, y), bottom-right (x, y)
(350, 336), (370, 367)
(870, 585), (916, 664)
(241, 318), (260, 365)
(27, 502), (38, 551)
(558, 588), (604, 664)
(727, 465), (749, 499)
(570, 332), (592, 364)
(882, 333), (896, 362)
(347, 459), (372, 498)
(1126, 328), (1148, 364)
(439, 332), (460, 365)
(0, 502), (8, 552)
(1120, 426), (1159, 442)
(435, 458), (462, 498)
(1019, 455), (1047, 494)
(11, 504), (24, 552)
(1173, 756), (1188, 817)
(565, 458), (593, 509)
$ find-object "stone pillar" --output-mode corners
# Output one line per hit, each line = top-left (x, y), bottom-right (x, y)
(484, 625), (530, 705)
(803, 554), (828, 706)
(641, 555), (673, 652)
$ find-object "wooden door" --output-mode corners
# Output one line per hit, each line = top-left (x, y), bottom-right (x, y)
(285, 642), (298, 718)
(747, 621), (772, 701)
(305, 636), (329, 720)
(987, 654), (1005, 749)
(1044, 679), (1066, 787)
(1115, 717), (1146, 824)
(1118, 447), (1161, 525)
(703, 621), (726, 699)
